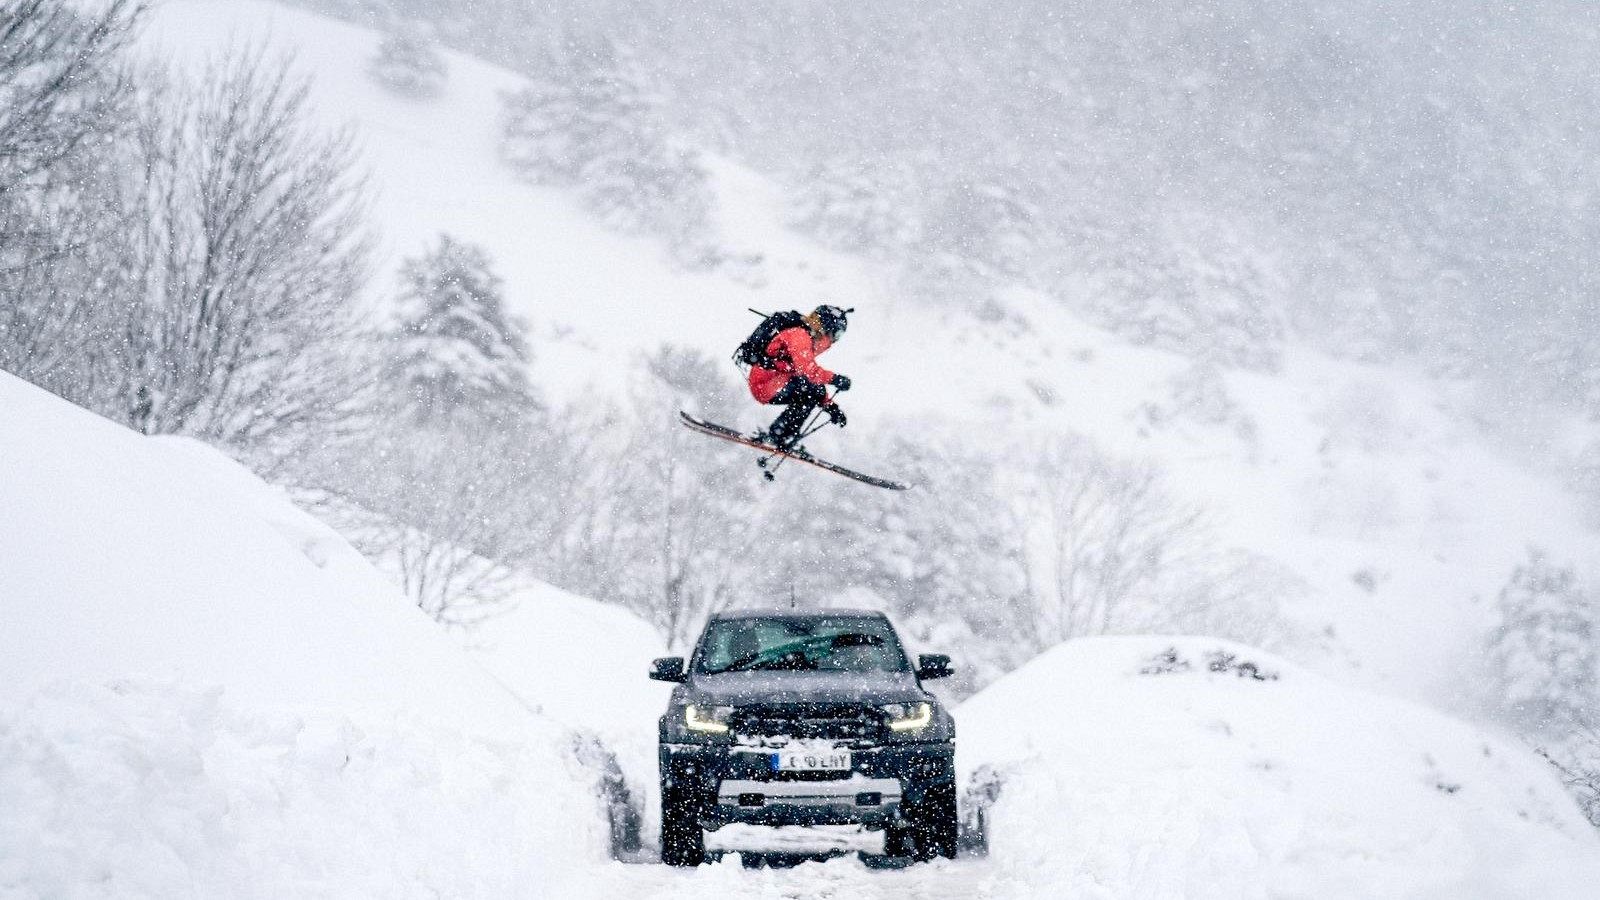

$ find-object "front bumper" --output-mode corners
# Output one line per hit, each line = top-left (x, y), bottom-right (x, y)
(660, 741), (954, 830)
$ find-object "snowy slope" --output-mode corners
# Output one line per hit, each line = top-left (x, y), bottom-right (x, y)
(0, 371), (518, 729)
(959, 636), (1600, 899)
(0, 372), (614, 896)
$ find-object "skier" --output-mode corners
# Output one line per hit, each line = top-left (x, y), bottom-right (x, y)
(744, 304), (853, 451)
(684, 303), (903, 488)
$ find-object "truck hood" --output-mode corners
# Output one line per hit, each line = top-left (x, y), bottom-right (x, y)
(687, 670), (925, 706)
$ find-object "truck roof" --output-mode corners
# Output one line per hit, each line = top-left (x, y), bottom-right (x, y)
(709, 608), (887, 621)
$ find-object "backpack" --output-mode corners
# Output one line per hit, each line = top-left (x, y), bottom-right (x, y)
(733, 310), (807, 369)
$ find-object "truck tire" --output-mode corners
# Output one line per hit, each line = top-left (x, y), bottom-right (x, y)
(909, 782), (958, 861)
(659, 788), (705, 867)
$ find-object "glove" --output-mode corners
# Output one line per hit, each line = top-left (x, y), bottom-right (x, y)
(825, 404), (848, 427)
(830, 373), (852, 391)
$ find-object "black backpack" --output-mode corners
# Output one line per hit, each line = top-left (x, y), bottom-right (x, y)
(733, 310), (807, 369)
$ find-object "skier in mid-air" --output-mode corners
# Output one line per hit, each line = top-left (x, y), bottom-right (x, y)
(679, 303), (906, 489)
(743, 304), (852, 452)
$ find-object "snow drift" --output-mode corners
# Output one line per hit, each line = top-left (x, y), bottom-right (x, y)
(958, 636), (1600, 899)
(0, 372), (613, 896)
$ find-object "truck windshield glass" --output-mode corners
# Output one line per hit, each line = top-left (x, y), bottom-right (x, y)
(697, 617), (909, 674)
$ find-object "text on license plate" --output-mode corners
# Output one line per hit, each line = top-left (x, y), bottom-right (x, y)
(770, 749), (851, 771)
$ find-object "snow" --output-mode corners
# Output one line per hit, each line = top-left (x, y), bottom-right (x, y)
(0, 372), (614, 896)
(0, 371), (518, 731)
(0, 679), (599, 898)
(463, 580), (675, 851)
(958, 636), (1600, 899)
(7, 1), (1597, 896)
(4, 377), (1598, 895)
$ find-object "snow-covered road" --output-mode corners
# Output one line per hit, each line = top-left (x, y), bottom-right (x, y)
(602, 857), (1015, 900)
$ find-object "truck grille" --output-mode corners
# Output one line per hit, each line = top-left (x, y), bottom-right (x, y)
(731, 703), (884, 741)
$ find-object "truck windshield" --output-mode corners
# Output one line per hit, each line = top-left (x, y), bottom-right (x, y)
(696, 616), (909, 675)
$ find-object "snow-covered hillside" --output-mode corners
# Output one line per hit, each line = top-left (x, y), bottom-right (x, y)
(140, 0), (1599, 719)
(0, 372), (614, 896)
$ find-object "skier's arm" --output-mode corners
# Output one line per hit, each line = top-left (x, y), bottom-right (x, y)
(774, 328), (836, 385)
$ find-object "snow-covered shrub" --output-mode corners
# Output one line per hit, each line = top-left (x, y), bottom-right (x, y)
(1485, 549), (1597, 733)
(1141, 647), (1280, 680)
(367, 25), (446, 98)
(498, 40), (715, 265)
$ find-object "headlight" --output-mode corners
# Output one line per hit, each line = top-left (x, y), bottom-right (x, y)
(883, 701), (932, 733)
(684, 704), (733, 734)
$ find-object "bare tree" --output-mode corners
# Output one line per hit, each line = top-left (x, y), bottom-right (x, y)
(108, 50), (372, 461)
(367, 429), (538, 626)
(0, 0), (138, 199)
(527, 347), (759, 649)
(1012, 435), (1287, 652)
(0, 0), (141, 393)
(1538, 716), (1600, 829)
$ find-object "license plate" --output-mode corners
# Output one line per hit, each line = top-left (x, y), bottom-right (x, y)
(771, 749), (852, 772)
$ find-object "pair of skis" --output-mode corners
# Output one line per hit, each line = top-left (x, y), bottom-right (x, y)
(678, 412), (909, 491)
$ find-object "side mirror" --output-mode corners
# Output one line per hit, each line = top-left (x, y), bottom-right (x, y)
(649, 656), (686, 683)
(916, 653), (953, 681)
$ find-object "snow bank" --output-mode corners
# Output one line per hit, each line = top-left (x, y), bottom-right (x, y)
(0, 372), (616, 894)
(466, 582), (674, 851)
(0, 371), (523, 731)
(0, 679), (604, 899)
(468, 583), (672, 739)
(958, 636), (1600, 899)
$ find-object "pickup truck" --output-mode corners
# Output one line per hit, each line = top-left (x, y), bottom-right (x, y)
(649, 608), (957, 866)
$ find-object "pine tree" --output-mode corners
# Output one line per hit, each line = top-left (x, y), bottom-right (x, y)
(1486, 549), (1598, 733)
(386, 235), (536, 425)
(367, 26), (447, 99)
(499, 40), (654, 186)
(498, 38), (713, 259)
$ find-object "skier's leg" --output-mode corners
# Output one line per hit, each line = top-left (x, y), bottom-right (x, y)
(765, 379), (826, 448)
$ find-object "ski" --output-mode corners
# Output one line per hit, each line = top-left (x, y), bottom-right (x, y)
(678, 412), (910, 491)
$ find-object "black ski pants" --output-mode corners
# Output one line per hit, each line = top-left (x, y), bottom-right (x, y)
(765, 377), (828, 445)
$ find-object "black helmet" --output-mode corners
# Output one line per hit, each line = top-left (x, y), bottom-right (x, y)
(813, 304), (852, 339)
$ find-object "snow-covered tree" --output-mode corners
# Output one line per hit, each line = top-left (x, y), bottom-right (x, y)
(1072, 208), (1287, 372)
(1486, 550), (1598, 733)
(386, 235), (536, 426)
(498, 38), (713, 262)
(367, 25), (446, 99)
(787, 158), (923, 258)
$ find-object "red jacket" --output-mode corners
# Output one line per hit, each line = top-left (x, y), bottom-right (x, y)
(748, 326), (835, 403)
